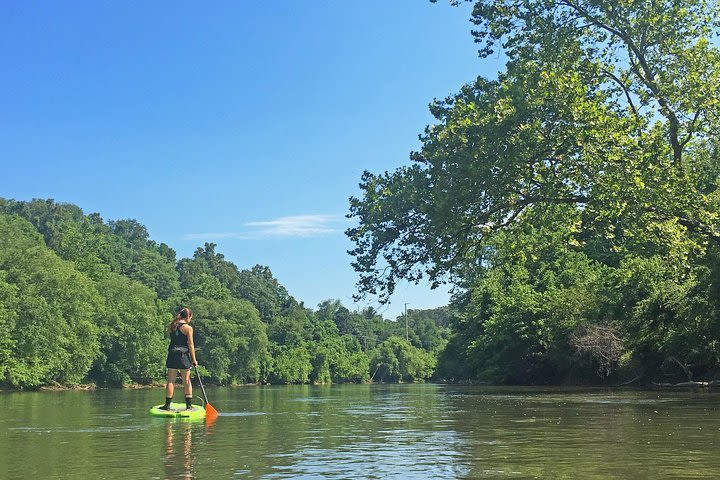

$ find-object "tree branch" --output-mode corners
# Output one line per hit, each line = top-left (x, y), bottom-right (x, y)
(560, 0), (683, 163)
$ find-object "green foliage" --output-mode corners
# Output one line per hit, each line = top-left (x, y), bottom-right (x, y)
(0, 198), (444, 388)
(267, 304), (312, 346)
(609, 253), (720, 381)
(349, 0), (720, 299)
(236, 265), (293, 322)
(177, 243), (243, 294)
(269, 343), (313, 384)
(370, 336), (436, 383)
(0, 198), (85, 245)
(125, 249), (180, 301)
(190, 296), (269, 384)
(0, 272), (19, 382)
(310, 335), (370, 384)
(46, 220), (112, 280)
(90, 273), (167, 386)
(316, 300), (375, 349)
(0, 214), (102, 387)
(404, 307), (452, 351)
(481, 220), (610, 378)
(348, 0), (720, 384)
(181, 272), (232, 302)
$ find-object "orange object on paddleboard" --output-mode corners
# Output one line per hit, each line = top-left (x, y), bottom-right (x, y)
(194, 365), (219, 420)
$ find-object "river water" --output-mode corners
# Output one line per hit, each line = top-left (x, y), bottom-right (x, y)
(1, 384), (719, 479)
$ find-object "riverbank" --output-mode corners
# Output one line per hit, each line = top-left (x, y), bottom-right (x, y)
(4, 377), (720, 393)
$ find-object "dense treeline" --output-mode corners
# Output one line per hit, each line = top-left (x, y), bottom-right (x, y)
(349, 0), (720, 385)
(0, 198), (447, 389)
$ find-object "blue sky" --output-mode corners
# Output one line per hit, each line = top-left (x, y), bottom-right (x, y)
(1, 1), (504, 320)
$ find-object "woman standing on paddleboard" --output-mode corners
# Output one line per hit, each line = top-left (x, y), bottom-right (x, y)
(159, 307), (198, 410)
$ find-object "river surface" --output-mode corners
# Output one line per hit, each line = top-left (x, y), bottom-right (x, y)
(1, 384), (719, 479)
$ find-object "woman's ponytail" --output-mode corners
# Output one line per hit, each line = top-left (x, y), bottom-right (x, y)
(168, 307), (192, 333)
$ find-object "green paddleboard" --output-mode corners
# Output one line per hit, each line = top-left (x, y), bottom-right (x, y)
(149, 403), (206, 419)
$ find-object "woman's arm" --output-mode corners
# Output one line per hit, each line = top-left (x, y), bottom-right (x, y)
(182, 324), (198, 366)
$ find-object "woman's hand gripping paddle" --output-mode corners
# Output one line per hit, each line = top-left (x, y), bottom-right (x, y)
(194, 365), (219, 419)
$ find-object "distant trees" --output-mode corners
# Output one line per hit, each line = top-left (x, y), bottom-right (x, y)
(0, 198), (441, 389)
(0, 213), (102, 387)
(90, 273), (167, 385)
(190, 296), (269, 384)
(371, 337), (436, 383)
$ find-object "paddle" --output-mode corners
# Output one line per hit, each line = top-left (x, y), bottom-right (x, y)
(194, 365), (219, 418)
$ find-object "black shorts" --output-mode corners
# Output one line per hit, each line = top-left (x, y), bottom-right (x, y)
(166, 347), (192, 370)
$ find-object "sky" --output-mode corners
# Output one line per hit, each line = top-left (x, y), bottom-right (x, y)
(1, 1), (505, 320)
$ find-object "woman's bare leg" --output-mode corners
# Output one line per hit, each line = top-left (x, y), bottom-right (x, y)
(180, 369), (192, 397)
(166, 369), (178, 398)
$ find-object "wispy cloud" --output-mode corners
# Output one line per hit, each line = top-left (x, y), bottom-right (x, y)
(245, 214), (344, 237)
(183, 214), (347, 241)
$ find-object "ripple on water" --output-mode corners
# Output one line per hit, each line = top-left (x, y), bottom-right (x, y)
(476, 393), (683, 407)
(289, 397), (335, 404)
(220, 411), (268, 417)
(343, 405), (413, 416)
(261, 429), (471, 479)
(9, 425), (149, 433)
(380, 413), (416, 421)
(93, 413), (133, 419)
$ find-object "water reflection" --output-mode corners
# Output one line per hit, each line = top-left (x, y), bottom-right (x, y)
(3, 386), (720, 479)
(263, 429), (469, 479)
(163, 421), (194, 479)
(258, 385), (472, 478)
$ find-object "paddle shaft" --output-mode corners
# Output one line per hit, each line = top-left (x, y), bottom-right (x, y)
(193, 365), (219, 418)
(194, 365), (210, 406)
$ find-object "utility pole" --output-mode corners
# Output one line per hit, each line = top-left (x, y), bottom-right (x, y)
(404, 303), (409, 342)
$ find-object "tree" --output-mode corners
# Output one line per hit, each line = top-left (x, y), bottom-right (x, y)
(570, 323), (624, 379)
(370, 336), (436, 383)
(405, 307), (452, 351)
(0, 272), (19, 383)
(269, 343), (313, 384)
(236, 265), (293, 322)
(0, 214), (102, 387)
(346, 0), (720, 383)
(607, 254), (720, 382)
(309, 335), (370, 384)
(108, 219), (151, 250)
(267, 303), (312, 347)
(46, 220), (112, 280)
(348, 0), (720, 302)
(0, 198), (85, 245)
(90, 273), (168, 385)
(179, 273), (231, 302)
(190, 296), (270, 384)
(0, 197), (447, 387)
(126, 249), (180, 300)
(187, 243), (243, 293)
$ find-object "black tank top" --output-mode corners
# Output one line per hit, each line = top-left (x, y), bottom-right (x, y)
(169, 323), (189, 349)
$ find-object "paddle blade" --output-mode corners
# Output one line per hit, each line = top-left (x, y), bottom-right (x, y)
(205, 402), (219, 418)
